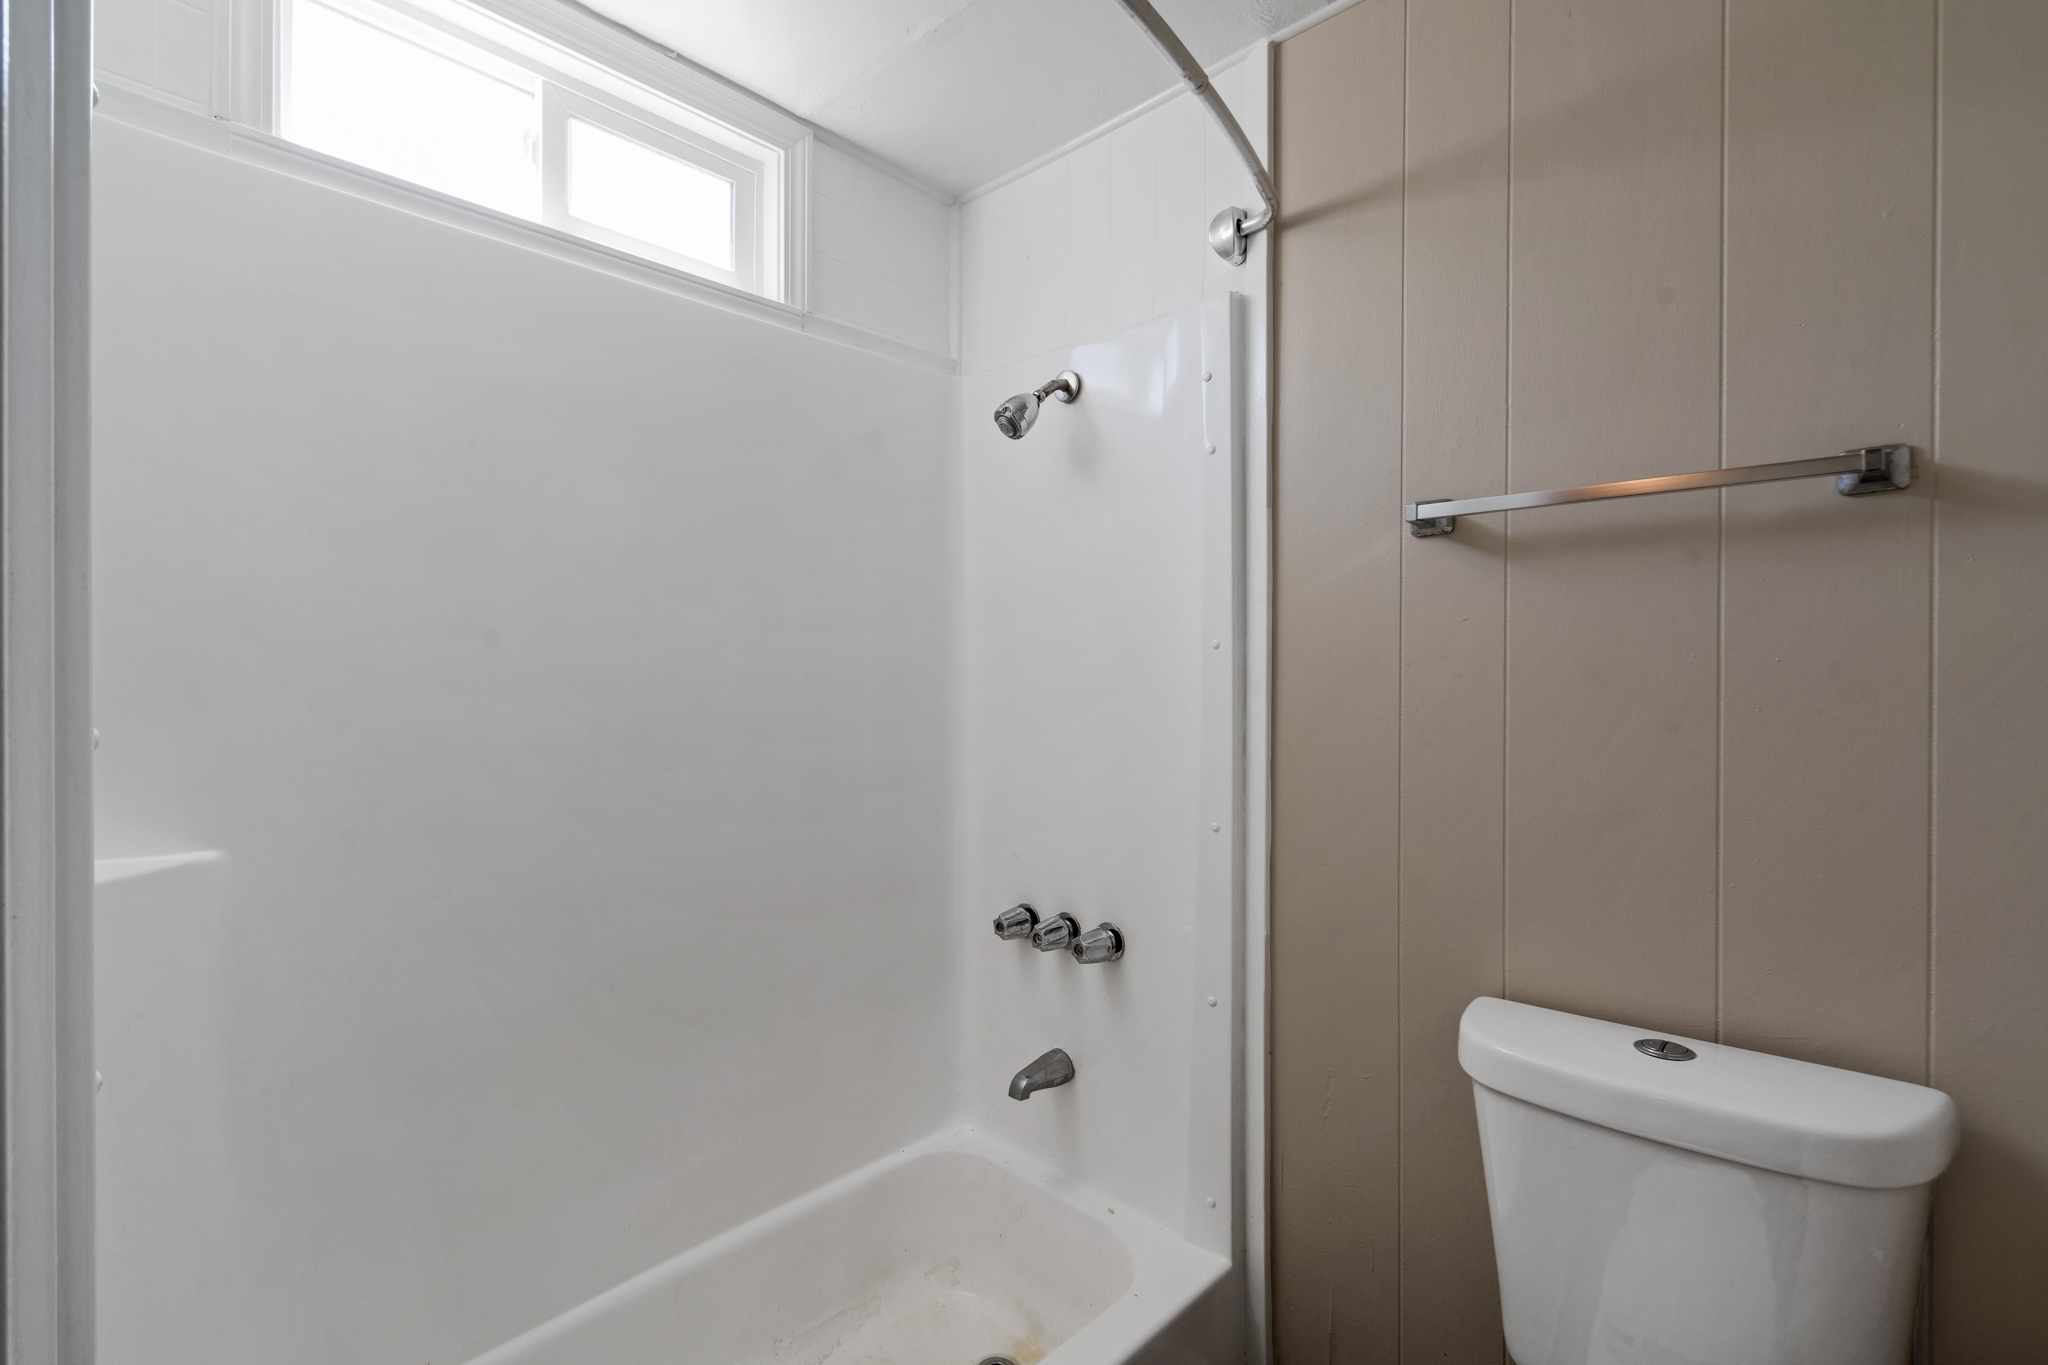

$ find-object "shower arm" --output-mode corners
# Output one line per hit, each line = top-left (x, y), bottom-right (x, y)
(1111, 0), (1278, 265)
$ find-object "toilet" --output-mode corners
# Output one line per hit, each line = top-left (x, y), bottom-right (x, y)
(1460, 997), (1959, 1365)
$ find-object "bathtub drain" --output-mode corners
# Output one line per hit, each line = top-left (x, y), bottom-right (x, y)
(977, 1358), (1020, 1365)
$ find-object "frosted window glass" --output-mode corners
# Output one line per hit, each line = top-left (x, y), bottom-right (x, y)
(567, 118), (735, 270)
(288, 0), (539, 220)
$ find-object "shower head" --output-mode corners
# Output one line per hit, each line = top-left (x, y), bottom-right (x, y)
(993, 370), (1082, 439)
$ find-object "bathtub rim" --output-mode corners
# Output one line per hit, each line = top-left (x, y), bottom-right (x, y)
(462, 1122), (1233, 1365)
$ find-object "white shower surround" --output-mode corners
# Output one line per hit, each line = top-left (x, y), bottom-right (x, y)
(466, 295), (1252, 1365)
(91, 50), (1270, 1365)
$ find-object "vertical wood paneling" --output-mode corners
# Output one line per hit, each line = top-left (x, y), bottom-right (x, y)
(1272, 0), (2047, 1357)
(1271, 4), (1406, 1359)
(1931, 0), (2048, 1356)
(1718, 0), (1936, 1083)
(1398, 0), (1510, 1357)
(1504, 0), (1724, 1037)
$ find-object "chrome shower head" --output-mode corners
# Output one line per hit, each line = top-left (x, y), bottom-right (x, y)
(993, 370), (1082, 439)
(993, 391), (1040, 440)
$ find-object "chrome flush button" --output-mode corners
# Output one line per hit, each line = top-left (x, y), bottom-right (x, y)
(1635, 1038), (1697, 1061)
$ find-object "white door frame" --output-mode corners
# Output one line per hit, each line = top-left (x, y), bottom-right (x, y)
(4, 0), (95, 1356)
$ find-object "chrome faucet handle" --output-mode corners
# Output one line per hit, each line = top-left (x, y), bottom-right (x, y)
(993, 904), (1039, 941)
(1070, 922), (1125, 964)
(1030, 913), (1079, 952)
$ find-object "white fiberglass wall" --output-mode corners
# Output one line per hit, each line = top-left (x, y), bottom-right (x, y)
(91, 30), (1269, 1365)
(958, 296), (1243, 1248)
(92, 117), (957, 1365)
(954, 55), (1273, 1339)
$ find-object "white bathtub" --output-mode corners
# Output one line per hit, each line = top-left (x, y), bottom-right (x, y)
(465, 1127), (1235, 1365)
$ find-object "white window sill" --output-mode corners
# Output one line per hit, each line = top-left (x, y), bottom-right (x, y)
(93, 79), (959, 375)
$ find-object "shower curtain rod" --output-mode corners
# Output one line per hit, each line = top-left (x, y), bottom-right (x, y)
(1112, 0), (1278, 265)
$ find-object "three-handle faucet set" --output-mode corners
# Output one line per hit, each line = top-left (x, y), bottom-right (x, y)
(994, 903), (1122, 1101)
(992, 903), (1124, 963)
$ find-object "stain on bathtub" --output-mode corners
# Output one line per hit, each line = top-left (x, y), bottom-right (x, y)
(986, 1298), (1052, 1364)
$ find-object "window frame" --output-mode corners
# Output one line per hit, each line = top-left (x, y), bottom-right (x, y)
(542, 84), (757, 291)
(280, 0), (548, 221)
(236, 0), (805, 304)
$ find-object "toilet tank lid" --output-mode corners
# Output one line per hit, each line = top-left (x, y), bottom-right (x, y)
(1458, 997), (1959, 1189)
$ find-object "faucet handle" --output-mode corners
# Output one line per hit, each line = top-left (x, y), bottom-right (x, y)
(1031, 913), (1079, 952)
(1070, 922), (1125, 964)
(993, 904), (1039, 941)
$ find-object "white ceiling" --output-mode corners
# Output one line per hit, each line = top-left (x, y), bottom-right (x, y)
(575, 0), (1334, 198)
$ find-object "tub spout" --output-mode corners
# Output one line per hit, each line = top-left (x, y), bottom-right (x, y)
(1008, 1048), (1075, 1101)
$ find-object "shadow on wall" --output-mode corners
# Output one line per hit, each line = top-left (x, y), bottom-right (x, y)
(1279, 6), (1880, 234)
(1935, 1124), (2048, 1356)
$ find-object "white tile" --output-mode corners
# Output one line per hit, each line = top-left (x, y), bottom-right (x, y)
(1205, 156), (1257, 217)
(907, 236), (950, 299)
(809, 252), (863, 321)
(908, 289), (950, 355)
(1109, 149), (1154, 220)
(1150, 91), (1203, 145)
(1108, 265), (1154, 331)
(864, 274), (917, 345)
(973, 171), (1031, 225)
(1066, 137), (1113, 223)
(95, 0), (154, 82)
(850, 163), (892, 222)
(1109, 111), (1157, 163)
(856, 210), (901, 283)
(1153, 190), (1206, 262)
(1109, 207), (1155, 275)
(1155, 130), (1204, 201)
(1205, 66), (1267, 190)
(903, 194), (951, 248)
(156, 0), (214, 107)
(1215, 61), (1265, 149)
(812, 193), (859, 265)
(1020, 276), (1063, 359)
(811, 143), (862, 207)
(955, 69), (1265, 375)
(856, 165), (932, 238)
(1203, 118), (1247, 192)
(1065, 274), (1109, 342)
(1064, 204), (1111, 286)
(1203, 232), (1245, 297)
(1153, 249), (1202, 315)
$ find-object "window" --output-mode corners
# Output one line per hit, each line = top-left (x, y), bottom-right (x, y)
(274, 0), (787, 297)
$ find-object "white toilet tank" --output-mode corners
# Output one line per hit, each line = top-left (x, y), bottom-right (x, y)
(1460, 997), (1958, 1365)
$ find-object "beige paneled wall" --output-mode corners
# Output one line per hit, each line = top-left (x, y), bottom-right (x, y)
(1270, 0), (2048, 1359)
(1928, 2), (2048, 1356)
(1270, 1), (1405, 1355)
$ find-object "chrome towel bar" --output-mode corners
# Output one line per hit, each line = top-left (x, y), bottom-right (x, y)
(1404, 444), (1912, 537)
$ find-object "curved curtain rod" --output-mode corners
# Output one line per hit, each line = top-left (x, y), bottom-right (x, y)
(1111, 0), (1277, 265)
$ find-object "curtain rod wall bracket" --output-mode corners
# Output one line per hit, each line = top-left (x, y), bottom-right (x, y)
(1113, 0), (1278, 264)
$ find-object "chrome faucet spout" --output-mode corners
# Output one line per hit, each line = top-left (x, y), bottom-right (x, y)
(1008, 1048), (1075, 1101)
